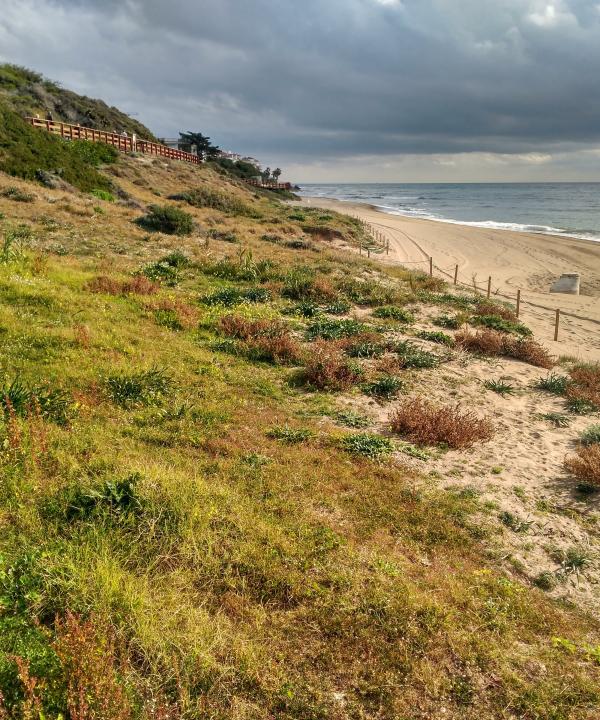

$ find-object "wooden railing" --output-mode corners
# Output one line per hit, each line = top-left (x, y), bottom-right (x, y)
(245, 179), (291, 190)
(24, 117), (201, 165)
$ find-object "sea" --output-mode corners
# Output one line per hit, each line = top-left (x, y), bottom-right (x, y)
(298, 183), (600, 243)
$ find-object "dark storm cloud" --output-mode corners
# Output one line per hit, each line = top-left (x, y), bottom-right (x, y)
(2, 0), (600, 164)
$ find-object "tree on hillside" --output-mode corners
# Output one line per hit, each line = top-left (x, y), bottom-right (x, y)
(179, 131), (220, 159)
(272, 168), (282, 182)
(261, 167), (271, 182)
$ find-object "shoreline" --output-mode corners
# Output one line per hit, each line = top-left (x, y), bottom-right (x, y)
(298, 196), (600, 361)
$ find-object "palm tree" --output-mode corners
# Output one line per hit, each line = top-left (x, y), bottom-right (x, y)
(272, 168), (282, 183)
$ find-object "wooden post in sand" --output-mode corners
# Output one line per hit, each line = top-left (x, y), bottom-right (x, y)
(554, 309), (560, 342)
(487, 276), (492, 299)
(429, 257), (433, 277)
(516, 289), (521, 318)
(386, 238), (390, 255)
(454, 265), (459, 285)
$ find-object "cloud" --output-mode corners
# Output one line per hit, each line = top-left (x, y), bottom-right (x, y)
(1, 0), (600, 180)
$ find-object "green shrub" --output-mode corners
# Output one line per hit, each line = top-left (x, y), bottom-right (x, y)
(395, 341), (439, 369)
(484, 379), (515, 396)
(338, 278), (399, 306)
(70, 140), (118, 167)
(433, 314), (463, 330)
(201, 250), (277, 283)
(207, 229), (238, 243)
(345, 337), (387, 358)
(324, 300), (351, 315)
(580, 425), (600, 446)
(372, 305), (415, 323)
(362, 375), (405, 400)
(306, 318), (365, 341)
(104, 368), (172, 407)
(90, 188), (114, 202)
(0, 377), (73, 425)
(171, 187), (258, 217)
(471, 314), (532, 337)
(0, 186), (35, 202)
(284, 301), (321, 318)
(417, 330), (455, 346)
(0, 106), (114, 192)
(536, 412), (570, 428)
(66, 473), (143, 521)
(267, 426), (313, 444)
(0, 224), (33, 264)
(534, 374), (570, 395)
(135, 204), (194, 235)
(567, 397), (597, 415)
(332, 410), (371, 429)
(341, 433), (394, 459)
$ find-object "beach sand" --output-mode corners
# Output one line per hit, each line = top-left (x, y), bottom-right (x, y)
(301, 197), (600, 361)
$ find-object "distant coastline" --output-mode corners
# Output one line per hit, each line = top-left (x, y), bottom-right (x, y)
(299, 182), (600, 244)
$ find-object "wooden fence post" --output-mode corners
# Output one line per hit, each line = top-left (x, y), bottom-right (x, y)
(454, 264), (458, 285)
(429, 257), (433, 276)
(487, 276), (492, 299)
(554, 309), (560, 342)
(386, 238), (390, 255)
(516, 289), (521, 318)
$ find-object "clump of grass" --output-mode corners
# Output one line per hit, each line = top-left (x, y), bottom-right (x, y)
(337, 277), (399, 306)
(471, 313), (532, 337)
(90, 188), (115, 202)
(394, 341), (439, 369)
(136, 252), (189, 287)
(87, 275), (158, 296)
(66, 473), (143, 520)
(473, 300), (518, 322)
(267, 426), (313, 444)
(201, 287), (271, 306)
(218, 315), (301, 365)
(332, 409), (371, 428)
(537, 412), (571, 428)
(564, 445), (600, 489)
(372, 306), (415, 323)
(282, 267), (338, 302)
(499, 511), (533, 533)
(150, 299), (199, 331)
(1, 377), (73, 425)
(433, 314), (463, 330)
(135, 204), (194, 235)
(1, 185), (35, 202)
(417, 330), (455, 346)
(484, 379), (515, 396)
(535, 373), (570, 395)
(390, 397), (494, 449)
(284, 301), (321, 318)
(207, 229), (238, 243)
(0, 224), (33, 264)
(456, 329), (554, 368)
(565, 363), (600, 414)
(172, 187), (257, 217)
(362, 375), (405, 400)
(306, 318), (365, 341)
(104, 368), (172, 407)
(341, 433), (394, 459)
(343, 332), (388, 358)
(324, 300), (351, 315)
(201, 250), (277, 283)
(300, 341), (363, 391)
(580, 424), (600, 446)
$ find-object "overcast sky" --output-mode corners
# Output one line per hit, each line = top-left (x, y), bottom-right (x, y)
(2, 0), (600, 181)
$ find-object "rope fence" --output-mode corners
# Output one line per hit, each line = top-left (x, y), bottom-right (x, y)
(351, 216), (589, 343)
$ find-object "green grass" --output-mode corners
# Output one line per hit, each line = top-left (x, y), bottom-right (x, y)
(395, 341), (439, 369)
(0, 106), (115, 192)
(417, 330), (455, 346)
(0, 142), (599, 719)
(306, 317), (365, 340)
(471, 314), (532, 337)
(372, 305), (415, 322)
(484, 379), (515, 396)
(535, 373), (570, 395)
(135, 204), (194, 235)
(580, 424), (600, 446)
(361, 375), (405, 400)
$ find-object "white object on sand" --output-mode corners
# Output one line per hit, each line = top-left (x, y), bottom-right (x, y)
(550, 273), (580, 295)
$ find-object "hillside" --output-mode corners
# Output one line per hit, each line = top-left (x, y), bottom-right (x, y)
(0, 64), (156, 140)
(0, 89), (599, 718)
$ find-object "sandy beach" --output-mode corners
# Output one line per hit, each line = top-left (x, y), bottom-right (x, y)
(301, 197), (600, 361)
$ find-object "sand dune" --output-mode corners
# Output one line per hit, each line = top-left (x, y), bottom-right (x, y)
(302, 198), (600, 361)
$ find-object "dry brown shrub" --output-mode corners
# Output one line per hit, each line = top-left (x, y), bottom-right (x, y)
(243, 334), (302, 365)
(390, 397), (494, 449)
(311, 276), (339, 302)
(564, 445), (600, 486)
(218, 314), (301, 365)
(456, 329), (553, 368)
(87, 275), (158, 296)
(301, 340), (362, 390)
(53, 611), (133, 720)
(148, 298), (199, 329)
(73, 323), (91, 348)
(566, 363), (600, 409)
(473, 300), (517, 322)
(218, 314), (287, 340)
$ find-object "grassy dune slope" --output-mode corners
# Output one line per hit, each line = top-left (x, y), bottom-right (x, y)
(0, 153), (599, 719)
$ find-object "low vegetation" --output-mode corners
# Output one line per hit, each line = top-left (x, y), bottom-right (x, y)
(456, 328), (554, 368)
(390, 397), (494, 448)
(135, 204), (194, 235)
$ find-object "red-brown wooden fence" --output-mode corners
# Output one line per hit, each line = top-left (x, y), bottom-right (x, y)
(24, 117), (201, 165)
